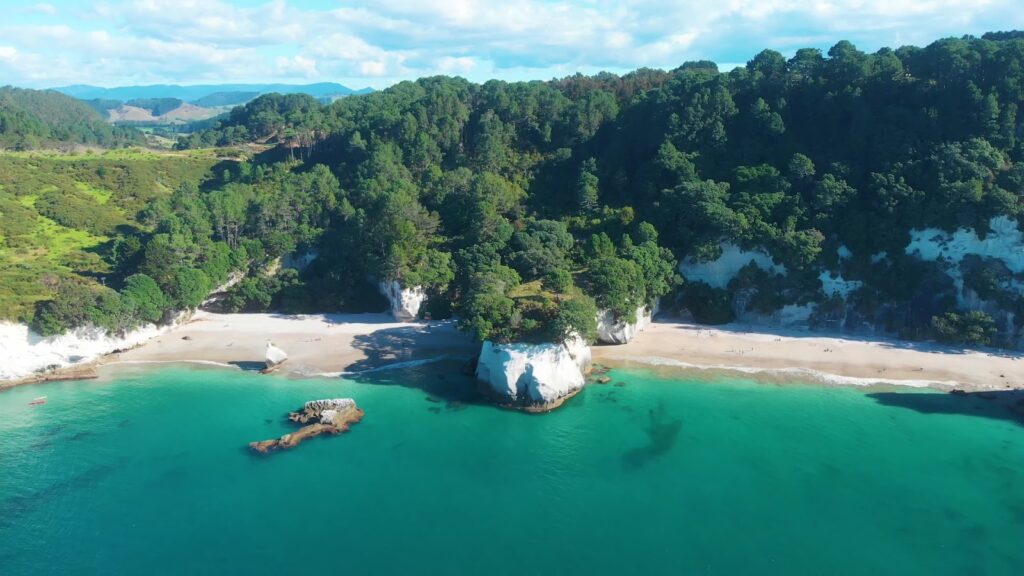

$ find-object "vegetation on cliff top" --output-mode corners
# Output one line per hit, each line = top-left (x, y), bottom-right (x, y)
(9, 32), (1024, 347)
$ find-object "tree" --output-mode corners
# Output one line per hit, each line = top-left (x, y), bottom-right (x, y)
(931, 311), (998, 346)
(551, 296), (598, 344)
(169, 268), (211, 310)
(576, 157), (600, 215)
(120, 274), (168, 324)
(586, 257), (646, 319)
(510, 219), (574, 280)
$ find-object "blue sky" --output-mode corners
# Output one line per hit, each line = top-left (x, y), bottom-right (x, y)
(1, 0), (1022, 89)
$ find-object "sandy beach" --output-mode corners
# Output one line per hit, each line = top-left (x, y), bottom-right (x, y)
(6, 311), (1022, 392)
(594, 321), (1024, 391)
(107, 311), (478, 376)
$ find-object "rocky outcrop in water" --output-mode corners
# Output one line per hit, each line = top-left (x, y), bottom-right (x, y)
(249, 398), (364, 454)
(378, 280), (426, 322)
(475, 336), (592, 411)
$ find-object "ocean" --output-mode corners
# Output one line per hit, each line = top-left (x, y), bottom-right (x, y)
(1, 363), (1022, 575)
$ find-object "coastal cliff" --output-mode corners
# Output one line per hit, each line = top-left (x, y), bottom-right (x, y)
(596, 306), (653, 344)
(0, 315), (188, 382)
(475, 336), (592, 411)
(378, 280), (426, 322)
(678, 216), (1024, 348)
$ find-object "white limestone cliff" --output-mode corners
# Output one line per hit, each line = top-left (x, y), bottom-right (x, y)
(475, 336), (592, 408)
(378, 280), (426, 322)
(679, 244), (787, 289)
(0, 319), (183, 382)
(905, 215), (1024, 306)
(596, 306), (652, 344)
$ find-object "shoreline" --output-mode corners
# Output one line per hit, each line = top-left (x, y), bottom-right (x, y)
(592, 321), (1023, 393)
(2, 312), (1022, 394)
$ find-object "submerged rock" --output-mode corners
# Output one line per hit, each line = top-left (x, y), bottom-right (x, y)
(596, 306), (653, 345)
(475, 336), (592, 411)
(378, 280), (426, 322)
(249, 398), (364, 454)
(262, 341), (288, 373)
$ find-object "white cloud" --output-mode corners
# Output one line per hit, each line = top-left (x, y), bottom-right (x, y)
(20, 3), (58, 16)
(437, 56), (477, 74)
(275, 55), (318, 78)
(2, 0), (1022, 87)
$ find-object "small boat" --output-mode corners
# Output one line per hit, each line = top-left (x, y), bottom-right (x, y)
(28, 396), (47, 406)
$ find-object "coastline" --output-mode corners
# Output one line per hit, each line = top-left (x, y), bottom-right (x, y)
(593, 321), (1023, 392)
(3, 312), (1022, 394)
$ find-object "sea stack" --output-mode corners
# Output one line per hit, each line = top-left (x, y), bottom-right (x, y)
(263, 341), (288, 373)
(475, 335), (592, 412)
(378, 280), (426, 322)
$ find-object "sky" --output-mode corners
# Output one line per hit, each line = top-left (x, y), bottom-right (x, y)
(1, 0), (1023, 90)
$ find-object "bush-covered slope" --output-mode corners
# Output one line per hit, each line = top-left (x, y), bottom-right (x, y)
(0, 151), (219, 322)
(23, 32), (1024, 349)
(0, 87), (145, 150)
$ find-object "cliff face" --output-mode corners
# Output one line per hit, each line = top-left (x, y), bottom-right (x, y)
(596, 306), (652, 344)
(378, 280), (426, 322)
(0, 321), (177, 381)
(678, 216), (1024, 347)
(475, 336), (592, 410)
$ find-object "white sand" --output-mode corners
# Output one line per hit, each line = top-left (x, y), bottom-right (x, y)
(593, 321), (1024, 391)
(109, 311), (477, 376)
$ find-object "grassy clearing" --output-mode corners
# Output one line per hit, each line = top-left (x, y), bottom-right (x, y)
(75, 182), (113, 204)
(0, 151), (220, 322)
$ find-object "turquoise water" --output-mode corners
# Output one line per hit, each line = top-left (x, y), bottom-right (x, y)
(1, 364), (1022, 575)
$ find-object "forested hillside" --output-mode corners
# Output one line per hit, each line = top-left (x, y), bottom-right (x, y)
(0, 87), (145, 150)
(0, 151), (221, 322)
(16, 32), (1024, 348)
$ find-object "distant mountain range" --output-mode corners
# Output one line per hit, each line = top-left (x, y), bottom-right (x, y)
(52, 83), (373, 105)
(45, 82), (374, 126)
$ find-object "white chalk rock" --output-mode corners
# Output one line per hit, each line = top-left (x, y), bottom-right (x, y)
(0, 319), (183, 382)
(596, 306), (652, 344)
(475, 336), (592, 407)
(680, 243), (787, 289)
(378, 280), (426, 322)
(265, 342), (288, 368)
(905, 215), (1024, 306)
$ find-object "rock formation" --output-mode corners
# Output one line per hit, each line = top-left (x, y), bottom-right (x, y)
(262, 341), (288, 373)
(378, 280), (426, 322)
(249, 398), (364, 454)
(0, 315), (189, 382)
(475, 335), (592, 411)
(596, 306), (653, 344)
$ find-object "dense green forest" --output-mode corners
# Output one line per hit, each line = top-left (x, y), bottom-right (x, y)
(9, 33), (1024, 347)
(0, 87), (145, 150)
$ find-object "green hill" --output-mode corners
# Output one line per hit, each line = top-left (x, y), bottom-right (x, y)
(0, 87), (145, 150)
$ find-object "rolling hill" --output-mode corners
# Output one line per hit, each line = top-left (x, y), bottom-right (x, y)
(0, 87), (144, 149)
(53, 82), (372, 102)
